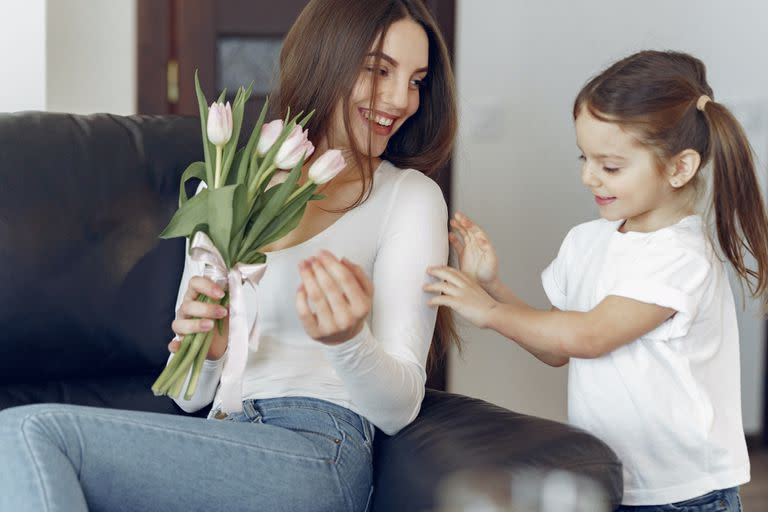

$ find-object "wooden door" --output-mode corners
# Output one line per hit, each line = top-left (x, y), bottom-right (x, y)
(137, 0), (456, 390)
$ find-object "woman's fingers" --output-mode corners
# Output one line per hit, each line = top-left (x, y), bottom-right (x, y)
(167, 337), (182, 353)
(184, 276), (225, 303)
(340, 257), (375, 298)
(310, 255), (355, 328)
(171, 317), (215, 337)
(296, 252), (375, 342)
(295, 284), (319, 336)
(298, 259), (335, 332)
(178, 299), (228, 321)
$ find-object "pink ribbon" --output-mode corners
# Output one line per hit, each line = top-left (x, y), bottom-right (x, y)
(189, 231), (267, 414)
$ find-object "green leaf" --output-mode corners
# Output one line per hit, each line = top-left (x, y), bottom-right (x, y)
(239, 248), (267, 265)
(240, 157), (304, 254)
(238, 98), (269, 186)
(178, 161), (207, 206)
(160, 188), (210, 239)
(298, 110), (315, 128)
(194, 71), (215, 187)
(220, 84), (254, 186)
(255, 183), (316, 247)
(206, 185), (242, 266)
(225, 148), (246, 187)
(228, 183), (251, 260)
(188, 223), (211, 253)
(250, 185), (281, 217)
(256, 202), (307, 250)
(216, 88), (228, 103)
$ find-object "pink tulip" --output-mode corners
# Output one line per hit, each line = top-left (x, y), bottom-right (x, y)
(274, 125), (315, 170)
(308, 149), (346, 185)
(257, 119), (284, 156)
(207, 101), (233, 146)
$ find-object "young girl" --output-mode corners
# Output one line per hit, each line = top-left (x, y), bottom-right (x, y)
(0, 1), (458, 510)
(427, 50), (768, 511)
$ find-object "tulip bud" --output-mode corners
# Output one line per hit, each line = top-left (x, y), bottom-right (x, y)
(274, 125), (315, 170)
(207, 101), (233, 147)
(257, 119), (284, 156)
(308, 149), (346, 185)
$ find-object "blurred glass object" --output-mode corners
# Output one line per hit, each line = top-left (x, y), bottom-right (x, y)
(434, 467), (610, 512)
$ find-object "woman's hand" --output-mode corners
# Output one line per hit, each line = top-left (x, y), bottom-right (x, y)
(425, 265), (498, 328)
(169, 276), (229, 360)
(296, 250), (374, 345)
(450, 212), (499, 292)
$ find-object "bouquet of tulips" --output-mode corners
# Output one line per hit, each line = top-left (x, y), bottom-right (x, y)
(151, 72), (345, 410)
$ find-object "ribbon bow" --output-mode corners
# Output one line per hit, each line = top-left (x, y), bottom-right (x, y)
(189, 231), (267, 413)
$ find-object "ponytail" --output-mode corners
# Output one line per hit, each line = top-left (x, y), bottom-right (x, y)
(703, 102), (768, 301)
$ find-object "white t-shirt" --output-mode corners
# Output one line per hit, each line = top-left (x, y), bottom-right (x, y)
(169, 161), (448, 435)
(541, 215), (750, 505)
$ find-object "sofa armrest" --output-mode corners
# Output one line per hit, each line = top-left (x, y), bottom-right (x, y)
(371, 389), (622, 511)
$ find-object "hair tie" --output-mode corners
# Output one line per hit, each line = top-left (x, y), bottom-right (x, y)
(696, 95), (712, 112)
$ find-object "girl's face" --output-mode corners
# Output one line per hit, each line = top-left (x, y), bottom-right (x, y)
(575, 107), (683, 232)
(329, 18), (429, 159)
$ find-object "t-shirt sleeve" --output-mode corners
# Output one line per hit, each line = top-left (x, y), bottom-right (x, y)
(541, 228), (575, 310)
(604, 242), (711, 340)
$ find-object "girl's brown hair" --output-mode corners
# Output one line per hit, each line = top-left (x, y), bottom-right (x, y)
(275, 0), (460, 370)
(574, 50), (768, 302)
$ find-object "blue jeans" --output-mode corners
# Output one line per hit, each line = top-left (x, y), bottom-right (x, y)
(616, 487), (742, 512)
(0, 397), (374, 512)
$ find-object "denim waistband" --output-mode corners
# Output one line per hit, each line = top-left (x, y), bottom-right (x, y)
(236, 396), (375, 443)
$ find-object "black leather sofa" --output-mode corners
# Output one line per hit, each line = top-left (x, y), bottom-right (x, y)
(0, 111), (622, 511)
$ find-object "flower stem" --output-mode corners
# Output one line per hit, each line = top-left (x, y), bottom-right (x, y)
(165, 333), (207, 398)
(184, 328), (215, 400)
(285, 180), (313, 205)
(151, 333), (195, 395)
(151, 294), (226, 398)
(214, 145), (223, 188)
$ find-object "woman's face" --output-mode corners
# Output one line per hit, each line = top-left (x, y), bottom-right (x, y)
(330, 18), (429, 159)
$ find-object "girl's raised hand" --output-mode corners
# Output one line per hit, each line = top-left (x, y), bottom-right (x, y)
(296, 250), (374, 345)
(425, 265), (497, 328)
(450, 212), (499, 291)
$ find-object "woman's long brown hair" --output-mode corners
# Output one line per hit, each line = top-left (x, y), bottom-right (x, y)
(275, 0), (461, 372)
(574, 50), (768, 303)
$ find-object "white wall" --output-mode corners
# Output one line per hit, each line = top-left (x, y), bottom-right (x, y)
(451, 0), (768, 433)
(0, 0), (136, 114)
(0, 0), (47, 111)
(46, 0), (136, 114)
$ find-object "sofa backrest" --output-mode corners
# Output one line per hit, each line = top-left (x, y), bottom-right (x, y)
(0, 112), (202, 412)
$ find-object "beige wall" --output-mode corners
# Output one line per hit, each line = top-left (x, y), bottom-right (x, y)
(450, 0), (768, 433)
(0, 0), (47, 111)
(46, 0), (136, 114)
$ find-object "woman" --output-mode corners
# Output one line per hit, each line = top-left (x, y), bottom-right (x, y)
(0, 1), (458, 511)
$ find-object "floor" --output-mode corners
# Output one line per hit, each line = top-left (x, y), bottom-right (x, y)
(742, 449), (768, 510)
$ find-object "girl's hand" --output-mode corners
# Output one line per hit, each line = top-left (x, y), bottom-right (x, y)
(425, 265), (498, 328)
(450, 212), (499, 291)
(296, 250), (374, 345)
(170, 276), (229, 360)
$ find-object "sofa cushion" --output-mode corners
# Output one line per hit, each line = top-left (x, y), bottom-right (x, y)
(0, 112), (200, 408)
(371, 389), (623, 510)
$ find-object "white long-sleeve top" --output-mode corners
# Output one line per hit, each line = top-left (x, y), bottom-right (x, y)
(169, 161), (448, 435)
